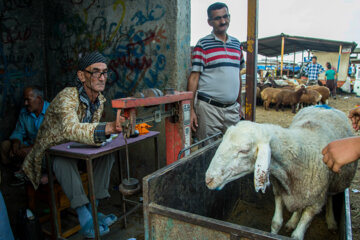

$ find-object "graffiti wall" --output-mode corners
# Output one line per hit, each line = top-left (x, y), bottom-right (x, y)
(44, 0), (190, 113)
(0, 0), (46, 140)
(0, 0), (191, 141)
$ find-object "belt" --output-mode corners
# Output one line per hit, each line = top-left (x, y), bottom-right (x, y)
(197, 94), (235, 108)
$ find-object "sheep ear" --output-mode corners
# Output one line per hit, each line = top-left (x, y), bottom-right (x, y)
(254, 143), (271, 193)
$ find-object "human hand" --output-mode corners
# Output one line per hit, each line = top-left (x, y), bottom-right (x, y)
(348, 107), (360, 131)
(106, 118), (125, 135)
(322, 137), (360, 172)
(190, 109), (198, 132)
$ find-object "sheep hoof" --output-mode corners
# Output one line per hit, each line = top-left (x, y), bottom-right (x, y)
(285, 224), (295, 233)
(271, 221), (282, 234)
(291, 231), (304, 240)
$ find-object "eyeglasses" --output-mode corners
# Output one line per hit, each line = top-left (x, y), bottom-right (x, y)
(84, 70), (111, 79)
(211, 14), (230, 21)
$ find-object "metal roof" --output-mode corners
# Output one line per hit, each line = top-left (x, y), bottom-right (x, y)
(243, 33), (357, 57)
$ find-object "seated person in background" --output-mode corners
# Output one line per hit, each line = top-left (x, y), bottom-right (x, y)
(323, 107), (360, 172)
(21, 52), (125, 238)
(0, 86), (49, 172)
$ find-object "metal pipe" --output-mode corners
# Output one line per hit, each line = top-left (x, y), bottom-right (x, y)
(293, 48), (296, 77)
(245, 0), (258, 121)
(177, 132), (223, 160)
(124, 136), (130, 181)
(280, 36), (285, 77)
(337, 45), (343, 74)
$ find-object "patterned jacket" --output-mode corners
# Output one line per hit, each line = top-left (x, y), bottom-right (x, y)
(22, 87), (106, 189)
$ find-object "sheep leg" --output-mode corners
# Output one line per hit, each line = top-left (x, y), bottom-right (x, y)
(291, 205), (321, 240)
(275, 102), (280, 112)
(264, 101), (269, 110)
(291, 105), (296, 114)
(285, 210), (302, 232)
(271, 195), (283, 234)
(326, 196), (337, 232)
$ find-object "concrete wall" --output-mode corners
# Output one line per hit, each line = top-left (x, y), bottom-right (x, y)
(0, 0), (191, 148)
(0, 0), (47, 140)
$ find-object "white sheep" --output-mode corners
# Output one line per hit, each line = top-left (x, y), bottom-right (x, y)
(205, 106), (357, 240)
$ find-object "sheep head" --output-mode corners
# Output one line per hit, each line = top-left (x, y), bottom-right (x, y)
(205, 121), (272, 193)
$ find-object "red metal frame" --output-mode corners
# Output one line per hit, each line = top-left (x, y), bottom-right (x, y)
(112, 91), (193, 165)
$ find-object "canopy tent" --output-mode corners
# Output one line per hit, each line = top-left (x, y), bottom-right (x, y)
(243, 33), (357, 57)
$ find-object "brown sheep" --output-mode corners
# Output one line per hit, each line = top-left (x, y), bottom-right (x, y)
(275, 85), (306, 113)
(261, 88), (281, 110)
(299, 89), (322, 108)
(308, 86), (330, 104)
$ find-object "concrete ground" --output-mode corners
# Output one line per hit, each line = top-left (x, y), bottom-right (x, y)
(0, 166), (145, 240)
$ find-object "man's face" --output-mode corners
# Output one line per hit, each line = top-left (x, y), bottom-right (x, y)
(24, 88), (42, 113)
(208, 7), (230, 35)
(78, 62), (108, 93)
(312, 58), (317, 64)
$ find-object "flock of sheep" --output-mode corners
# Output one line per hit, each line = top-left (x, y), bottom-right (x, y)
(257, 78), (330, 114)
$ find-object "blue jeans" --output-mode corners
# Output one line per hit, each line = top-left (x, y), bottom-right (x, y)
(0, 191), (14, 240)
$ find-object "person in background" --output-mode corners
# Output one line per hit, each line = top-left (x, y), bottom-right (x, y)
(0, 86), (50, 186)
(322, 107), (360, 172)
(187, 2), (245, 141)
(0, 191), (15, 240)
(304, 56), (325, 85)
(325, 63), (337, 99)
(21, 52), (125, 238)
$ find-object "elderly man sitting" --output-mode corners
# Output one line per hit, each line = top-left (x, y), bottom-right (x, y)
(21, 52), (125, 238)
(0, 86), (49, 186)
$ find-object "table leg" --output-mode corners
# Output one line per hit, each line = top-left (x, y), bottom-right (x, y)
(46, 153), (60, 240)
(154, 136), (160, 170)
(86, 159), (100, 239)
(117, 150), (127, 227)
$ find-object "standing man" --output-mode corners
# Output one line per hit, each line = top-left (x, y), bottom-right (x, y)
(0, 87), (49, 170)
(188, 2), (245, 140)
(304, 56), (325, 85)
(21, 52), (125, 238)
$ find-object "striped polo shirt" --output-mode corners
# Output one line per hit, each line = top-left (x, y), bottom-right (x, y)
(192, 33), (245, 103)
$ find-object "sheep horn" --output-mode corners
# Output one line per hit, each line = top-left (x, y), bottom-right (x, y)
(254, 143), (271, 193)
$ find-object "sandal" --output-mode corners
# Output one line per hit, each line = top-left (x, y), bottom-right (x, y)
(79, 218), (110, 238)
(98, 212), (118, 227)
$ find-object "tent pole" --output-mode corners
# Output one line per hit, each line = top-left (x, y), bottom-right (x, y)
(245, 0), (258, 121)
(337, 45), (342, 74)
(280, 36), (285, 77)
(302, 51), (304, 65)
(293, 48), (296, 77)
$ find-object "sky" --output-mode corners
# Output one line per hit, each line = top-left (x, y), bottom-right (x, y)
(191, 0), (360, 62)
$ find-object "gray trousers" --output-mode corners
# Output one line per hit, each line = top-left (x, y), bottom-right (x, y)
(52, 153), (115, 209)
(195, 99), (240, 141)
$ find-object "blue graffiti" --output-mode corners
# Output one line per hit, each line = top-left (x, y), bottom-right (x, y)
(131, 0), (165, 26)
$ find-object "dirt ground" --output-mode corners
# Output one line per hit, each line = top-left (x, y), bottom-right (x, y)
(255, 93), (360, 239)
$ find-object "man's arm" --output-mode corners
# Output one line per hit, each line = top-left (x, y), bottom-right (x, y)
(54, 90), (122, 145)
(9, 111), (26, 145)
(188, 72), (200, 132)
